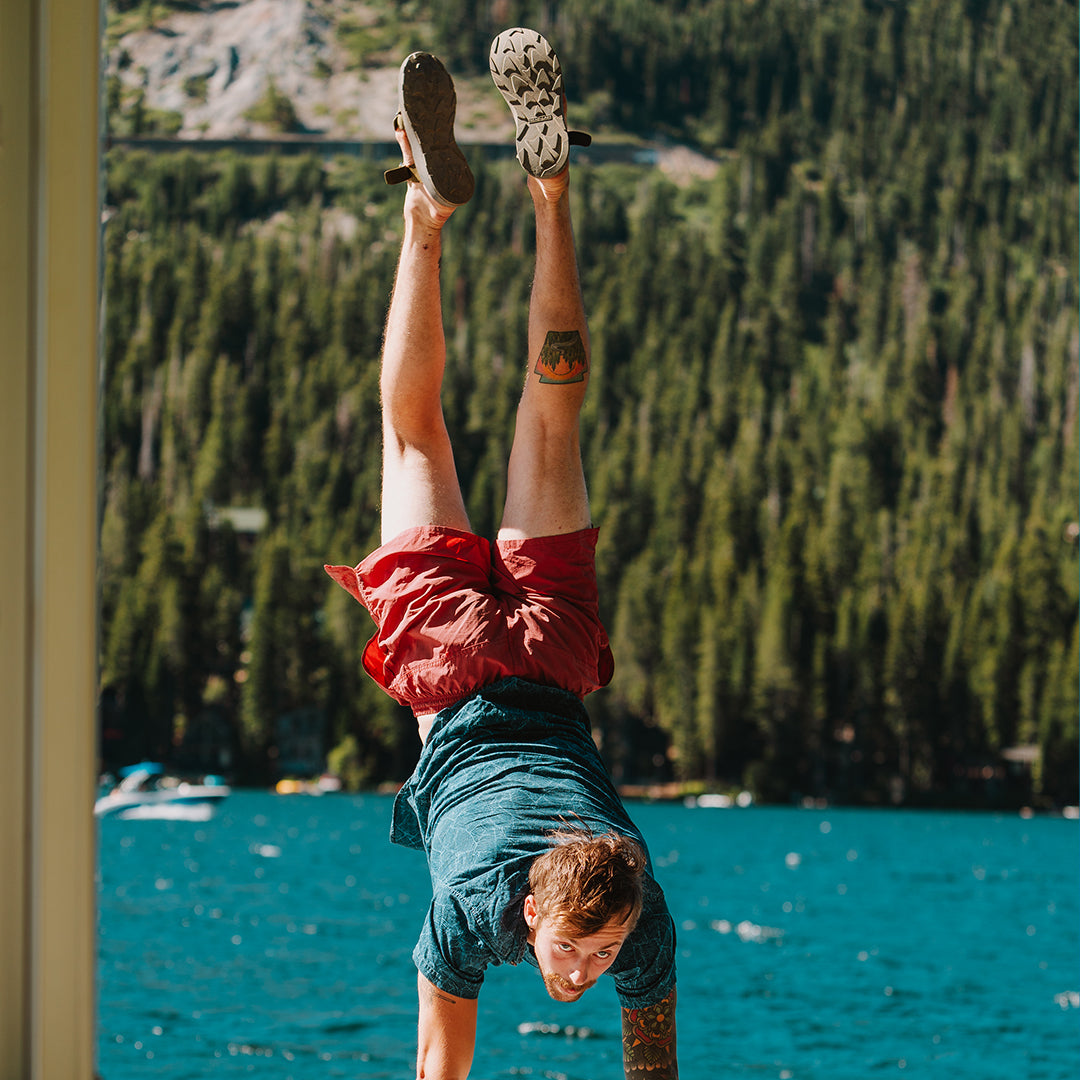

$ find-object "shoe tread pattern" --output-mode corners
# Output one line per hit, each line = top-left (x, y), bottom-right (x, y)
(400, 52), (474, 206)
(489, 27), (568, 179)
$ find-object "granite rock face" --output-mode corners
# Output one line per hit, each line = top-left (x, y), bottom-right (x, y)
(107, 0), (398, 139)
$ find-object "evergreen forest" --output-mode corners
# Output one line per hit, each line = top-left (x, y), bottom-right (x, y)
(99, 0), (1078, 806)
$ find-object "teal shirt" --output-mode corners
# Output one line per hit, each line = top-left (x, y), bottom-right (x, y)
(391, 677), (677, 1006)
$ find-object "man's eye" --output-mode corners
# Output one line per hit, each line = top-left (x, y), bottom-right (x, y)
(596, 950), (610, 959)
(557, 942), (574, 952)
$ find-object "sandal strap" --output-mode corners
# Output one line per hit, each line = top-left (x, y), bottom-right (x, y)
(569, 130), (592, 147)
(384, 163), (417, 186)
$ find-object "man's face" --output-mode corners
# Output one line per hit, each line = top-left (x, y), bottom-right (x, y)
(523, 894), (633, 1002)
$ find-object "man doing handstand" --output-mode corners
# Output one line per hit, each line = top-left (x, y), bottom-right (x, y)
(326, 28), (679, 1079)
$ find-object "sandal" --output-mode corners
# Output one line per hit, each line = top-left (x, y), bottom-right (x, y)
(489, 27), (591, 179)
(384, 52), (474, 207)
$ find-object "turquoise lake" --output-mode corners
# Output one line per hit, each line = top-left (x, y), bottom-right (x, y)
(98, 793), (1078, 1079)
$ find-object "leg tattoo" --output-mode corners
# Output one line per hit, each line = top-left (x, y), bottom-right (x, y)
(534, 329), (589, 384)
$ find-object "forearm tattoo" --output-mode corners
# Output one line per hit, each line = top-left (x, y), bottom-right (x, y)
(622, 991), (678, 1076)
(535, 329), (588, 384)
(423, 981), (459, 1006)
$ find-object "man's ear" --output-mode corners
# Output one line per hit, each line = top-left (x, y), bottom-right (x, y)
(523, 893), (539, 929)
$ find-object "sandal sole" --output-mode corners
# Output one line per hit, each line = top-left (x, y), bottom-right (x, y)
(489, 28), (569, 179)
(398, 52), (474, 207)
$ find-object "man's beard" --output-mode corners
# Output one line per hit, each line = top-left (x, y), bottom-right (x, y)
(541, 969), (596, 1002)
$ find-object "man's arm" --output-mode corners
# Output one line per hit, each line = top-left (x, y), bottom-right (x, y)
(621, 986), (678, 1078)
(417, 971), (478, 1079)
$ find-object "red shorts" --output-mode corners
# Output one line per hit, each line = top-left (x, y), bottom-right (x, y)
(324, 526), (614, 715)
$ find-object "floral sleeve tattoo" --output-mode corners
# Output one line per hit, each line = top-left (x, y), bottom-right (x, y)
(622, 990), (678, 1077)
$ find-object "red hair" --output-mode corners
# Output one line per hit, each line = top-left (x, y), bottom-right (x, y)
(528, 828), (646, 936)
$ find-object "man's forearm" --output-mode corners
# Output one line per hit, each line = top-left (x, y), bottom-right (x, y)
(621, 988), (678, 1077)
(417, 972), (478, 1080)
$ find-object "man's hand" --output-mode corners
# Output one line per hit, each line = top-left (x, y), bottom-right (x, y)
(621, 987), (678, 1077)
(417, 972), (478, 1079)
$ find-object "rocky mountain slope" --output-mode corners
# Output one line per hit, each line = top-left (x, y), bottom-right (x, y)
(105, 0), (717, 180)
(106, 0), (482, 139)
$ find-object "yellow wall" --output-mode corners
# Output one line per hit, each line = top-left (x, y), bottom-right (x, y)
(0, 0), (102, 1075)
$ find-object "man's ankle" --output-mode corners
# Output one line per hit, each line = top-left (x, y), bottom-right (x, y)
(403, 214), (447, 253)
(529, 169), (570, 204)
(403, 190), (455, 237)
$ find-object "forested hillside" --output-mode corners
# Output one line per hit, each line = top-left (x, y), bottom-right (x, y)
(99, 0), (1078, 805)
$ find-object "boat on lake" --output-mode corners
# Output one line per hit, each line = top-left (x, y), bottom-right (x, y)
(95, 762), (230, 821)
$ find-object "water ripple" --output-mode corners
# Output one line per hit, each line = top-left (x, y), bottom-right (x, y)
(99, 795), (1079, 1080)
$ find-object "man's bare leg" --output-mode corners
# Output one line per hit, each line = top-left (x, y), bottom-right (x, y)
(498, 169), (592, 539)
(379, 126), (471, 544)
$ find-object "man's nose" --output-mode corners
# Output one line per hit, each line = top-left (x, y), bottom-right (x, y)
(569, 963), (591, 985)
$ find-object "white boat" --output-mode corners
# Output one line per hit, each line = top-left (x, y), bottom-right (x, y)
(95, 763), (230, 821)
